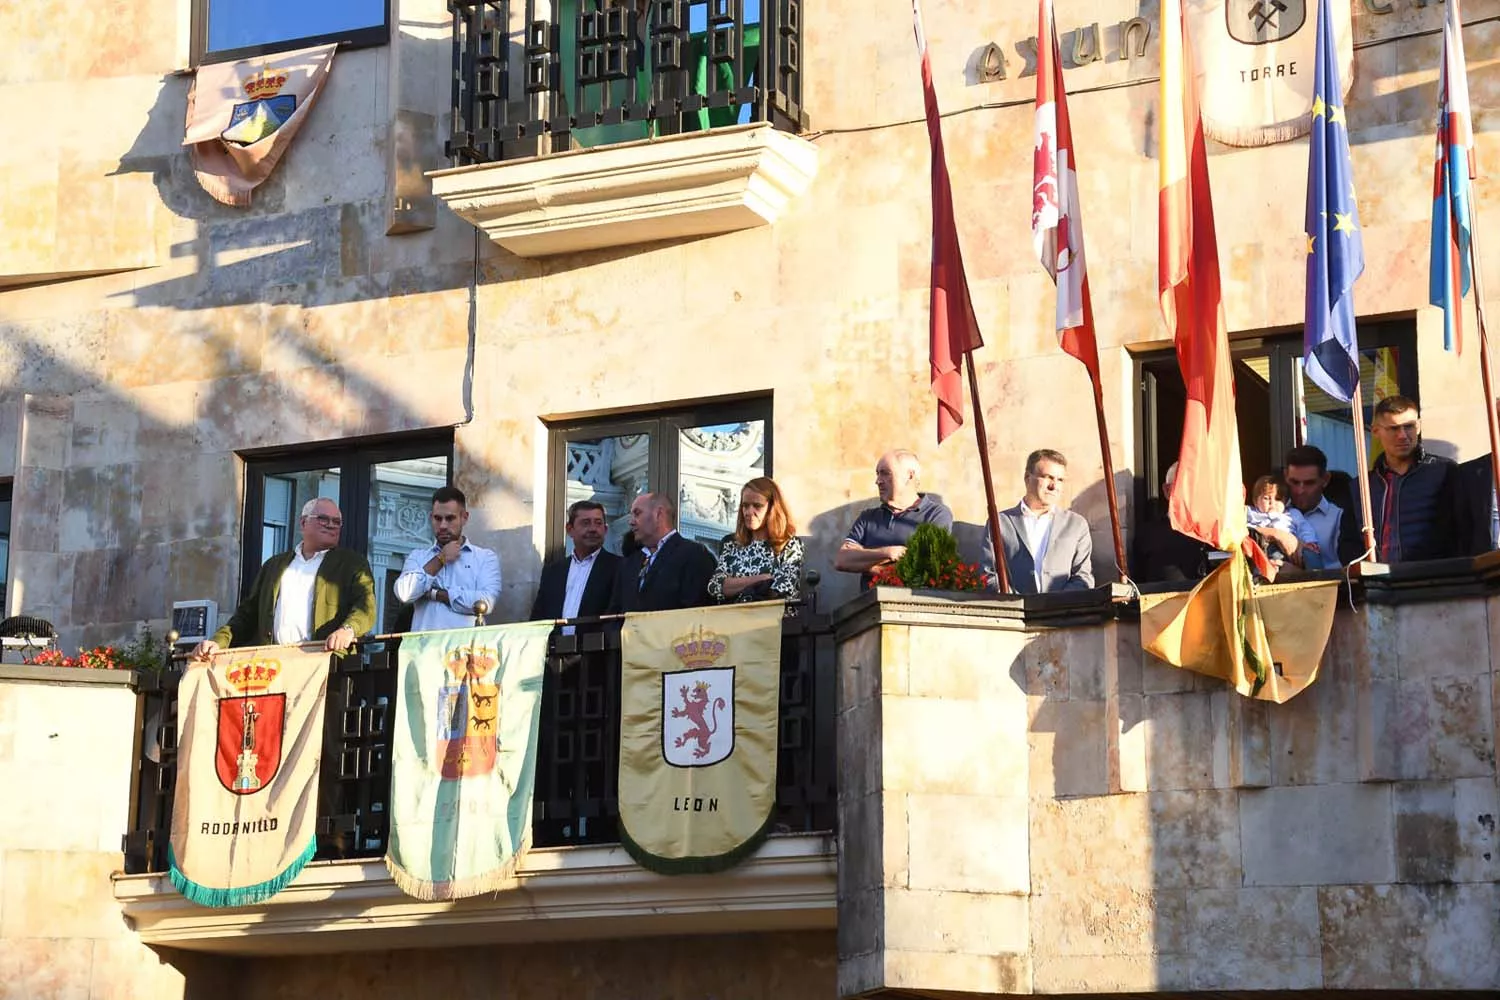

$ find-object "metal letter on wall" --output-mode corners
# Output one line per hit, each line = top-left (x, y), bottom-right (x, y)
(1119, 16), (1151, 60)
(1070, 22), (1101, 66)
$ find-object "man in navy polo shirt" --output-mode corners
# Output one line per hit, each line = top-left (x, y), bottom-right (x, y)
(834, 449), (954, 590)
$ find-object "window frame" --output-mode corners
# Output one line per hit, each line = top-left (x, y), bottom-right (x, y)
(238, 432), (455, 601)
(542, 396), (773, 563)
(1132, 319), (1419, 509)
(192, 0), (393, 67)
(0, 480), (11, 614)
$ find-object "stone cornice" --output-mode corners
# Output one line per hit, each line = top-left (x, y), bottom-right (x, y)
(429, 123), (819, 258)
(831, 585), (1131, 641)
(113, 833), (835, 955)
(0, 663), (140, 687)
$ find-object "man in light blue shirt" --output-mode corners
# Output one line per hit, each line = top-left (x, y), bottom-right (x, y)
(393, 486), (502, 632)
(1284, 445), (1352, 569)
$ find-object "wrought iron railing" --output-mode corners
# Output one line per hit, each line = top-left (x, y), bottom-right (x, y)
(446, 0), (807, 166)
(122, 609), (836, 874)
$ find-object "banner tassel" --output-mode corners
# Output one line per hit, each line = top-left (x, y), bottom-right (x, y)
(168, 838), (316, 908)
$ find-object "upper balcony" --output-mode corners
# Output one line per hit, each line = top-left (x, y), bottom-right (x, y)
(429, 0), (819, 257)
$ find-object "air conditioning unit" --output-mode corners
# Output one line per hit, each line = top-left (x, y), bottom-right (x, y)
(170, 601), (219, 646)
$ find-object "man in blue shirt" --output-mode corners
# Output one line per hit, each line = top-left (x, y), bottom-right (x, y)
(834, 449), (954, 590)
(1283, 445), (1359, 569)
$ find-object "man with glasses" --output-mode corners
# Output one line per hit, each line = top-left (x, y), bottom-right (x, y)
(395, 486), (502, 632)
(982, 449), (1094, 593)
(1368, 396), (1464, 563)
(192, 498), (376, 657)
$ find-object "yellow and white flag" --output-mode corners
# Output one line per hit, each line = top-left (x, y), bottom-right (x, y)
(184, 43), (336, 206)
(169, 646), (330, 906)
(619, 602), (783, 873)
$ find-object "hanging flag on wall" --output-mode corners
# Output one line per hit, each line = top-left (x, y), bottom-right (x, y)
(169, 646), (330, 907)
(1188, 0), (1353, 147)
(912, 0), (984, 444)
(1303, 0), (1365, 402)
(385, 622), (552, 901)
(184, 43), (336, 207)
(1430, 0), (1476, 354)
(618, 602), (783, 874)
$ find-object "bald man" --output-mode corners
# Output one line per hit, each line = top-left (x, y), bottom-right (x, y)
(607, 492), (717, 614)
(834, 449), (954, 590)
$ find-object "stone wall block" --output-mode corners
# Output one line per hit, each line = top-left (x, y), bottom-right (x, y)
(882, 888), (1029, 956)
(1451, 776), (1500, 884)
(1023, 629), (1070, 699)
(906, 620), (1024, 702)
(1240, 783), (1396, 887)
(905, 793), (1028, 895)
(1140, 691), (1215, 790)
(17, 394), (73, 473)
(1394, 780), (1460, 884)
(1116, 692), (1148, 793)
(1183, 887), (1321, 990)
(883, 949), (1032, 997)
(1268, 617), (1359, 786)
(1211, 690), (1271, 788)
(68, 397), (140, 471)
(837, 791), (898, 895)
(1395, 597), (1490, 680)
(1359, 676), (1402, 782)
(1140, 650), (1196, 694)
(836, 626), (882, 714)
(60, 464), (140, 553)
(1148, 789), (1243, 889)
(1029, 698), (1109, 798)
(69, 543), (167, 626)
(835, 701), (881, 803)
(1393, 674), (1495, 780)
(881, 696), (1027, 796)
(1032, 953), (1190, 994)
(0, 850), (123, 939)
(1030, 794), (1152, 892)
(1030, 884), (1187, 959)
(836, 886), (883, 964)
(0, 937), (95, 1000)
(1360, 603), (1400, 681)
(1319, 882), (1500, 988)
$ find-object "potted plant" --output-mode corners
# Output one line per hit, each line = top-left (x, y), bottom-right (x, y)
(867, 523), (987, 593)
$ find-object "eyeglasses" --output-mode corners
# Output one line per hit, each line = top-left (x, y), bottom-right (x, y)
(308, 514), (343, 528)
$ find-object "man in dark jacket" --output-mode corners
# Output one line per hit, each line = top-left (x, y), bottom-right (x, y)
(1458, 453), (1498, 556)
(608, 493), (716, 614)
(530, 500), (621, 622)
(192, 498), (376, 657)
(1367, 396), (1465, 563)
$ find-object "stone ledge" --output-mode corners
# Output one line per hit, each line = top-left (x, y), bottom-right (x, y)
(428, 122), (819, 257)
(0, 663), (140, 687)
(832, 586), (1126, 641)
(113, 833), (835, 955)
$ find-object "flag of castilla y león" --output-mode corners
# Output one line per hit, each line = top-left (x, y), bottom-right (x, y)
(618, 603), (783, 874)
(170, 646), (330, 907)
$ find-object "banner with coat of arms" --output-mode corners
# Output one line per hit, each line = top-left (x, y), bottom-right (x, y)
(618, 602), (783, 874)
(1190, 0), (1352, 146)
(385, 622), (552, 900)
(184, 43), (336, 206)
(169, 646), (330, 907)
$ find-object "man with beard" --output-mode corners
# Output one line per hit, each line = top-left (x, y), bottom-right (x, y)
(393, 486), (502, 631)
(529, 500), (621, 625)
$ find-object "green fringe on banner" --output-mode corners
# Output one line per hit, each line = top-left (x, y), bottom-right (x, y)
(618, 808), (774, 876)
(167, 838), (316, 908)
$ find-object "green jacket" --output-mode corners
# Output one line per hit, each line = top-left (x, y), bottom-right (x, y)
(213, 547), (377, 649)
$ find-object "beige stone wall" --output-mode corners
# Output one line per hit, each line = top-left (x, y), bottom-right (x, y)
(835, 588), (1500, 995)
(1, 0), (1498, 642)
(0, 670), (200, 998)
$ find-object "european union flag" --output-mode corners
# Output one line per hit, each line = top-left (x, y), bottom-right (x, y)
(1303, 0), (1364, 403)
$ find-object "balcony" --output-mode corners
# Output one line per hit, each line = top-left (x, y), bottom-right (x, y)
(430, 0), (819, 256)
(113, 610), (836, 953)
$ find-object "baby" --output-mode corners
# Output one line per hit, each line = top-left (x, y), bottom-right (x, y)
(1246, 475), (1297, 566)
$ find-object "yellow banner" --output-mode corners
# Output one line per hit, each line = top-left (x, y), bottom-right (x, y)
(618, 602), (783, 873)
(1140, 557), (1339, 703)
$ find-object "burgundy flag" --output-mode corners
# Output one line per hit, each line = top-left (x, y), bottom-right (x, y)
(913, 0), (984, 443)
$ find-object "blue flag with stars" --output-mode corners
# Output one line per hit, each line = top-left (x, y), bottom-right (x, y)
(1303, 0), (1364, 403)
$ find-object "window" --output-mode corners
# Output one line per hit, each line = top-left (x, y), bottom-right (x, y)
(0, 482), (10, 612)
(241, 435), (453, 635)
(196, 0), (389, 65)
(544, 398), (771, 560)
(1136, 320), (1418, 503)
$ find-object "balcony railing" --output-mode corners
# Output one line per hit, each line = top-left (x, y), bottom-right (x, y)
(446, 0), (807, 166)
(121, 609), (836, 875)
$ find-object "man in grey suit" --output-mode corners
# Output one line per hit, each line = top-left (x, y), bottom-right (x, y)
(982, 449), (1094, 594)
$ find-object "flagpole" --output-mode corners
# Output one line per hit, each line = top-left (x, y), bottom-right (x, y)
(1466, 220), (1500, 548)
(1087, 377), (1130, 580)
(966, 359), (1013, 594)
(1348, 382), (1377, 560)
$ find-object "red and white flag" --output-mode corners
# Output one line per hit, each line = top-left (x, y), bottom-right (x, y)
(913, 0), (984, 444)
(1032, 0), (1101, 386)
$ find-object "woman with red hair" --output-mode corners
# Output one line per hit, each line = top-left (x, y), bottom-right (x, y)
(707, 477), (805, 604)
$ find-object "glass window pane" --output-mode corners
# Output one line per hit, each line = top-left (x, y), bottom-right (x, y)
(207, 0), (385, 53)
(564, 434), (651, 557)
(368, 457), (450, 634)
(1299, 345), (1407, 477)
(0, 486), (10, 611)
(260, 469), (339, 565)
(676, 421), (766, 554)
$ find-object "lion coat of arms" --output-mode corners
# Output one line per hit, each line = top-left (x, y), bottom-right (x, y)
(661, 627), (736, 768)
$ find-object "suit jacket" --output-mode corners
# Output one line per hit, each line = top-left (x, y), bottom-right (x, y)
(529, 549), (622, 621)
(213, 547), (376, 648)
(608, 533), (717, 614)
(1458, 455), (1497, 556)
(983, 505), (1095, 594)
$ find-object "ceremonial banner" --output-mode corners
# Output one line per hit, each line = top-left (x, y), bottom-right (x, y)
(169, 646), (330, 907)
(1140, 575), (1340, 703)
(386, 622), (552, 900)
(619, 602), (783, 874)
(1188, 0), (1352, 146)
(184, 44), (336, 207)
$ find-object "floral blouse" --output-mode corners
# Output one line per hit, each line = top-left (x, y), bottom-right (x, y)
(708, 537), (805, 603)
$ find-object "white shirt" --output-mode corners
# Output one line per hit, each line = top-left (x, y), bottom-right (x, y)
(1296, 496), (1344, 569)
(1017, 501), (1055, 593)
(642, 530), (678, 572)
(560, 548), (601, 635)
(393, 539), (502, 633)
(273, 545), (327, 645)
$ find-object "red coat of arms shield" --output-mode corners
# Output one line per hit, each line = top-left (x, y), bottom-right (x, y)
(215, 694), (286, 794)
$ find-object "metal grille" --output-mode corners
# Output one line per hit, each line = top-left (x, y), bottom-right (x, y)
(447, 0), (807, 166)
(122, 613), (836, 874)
